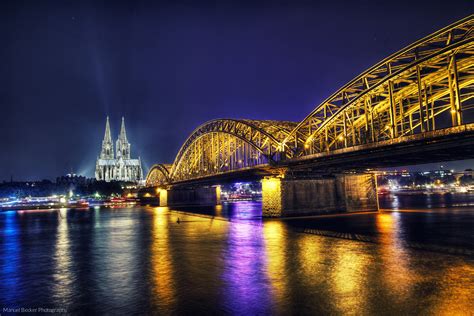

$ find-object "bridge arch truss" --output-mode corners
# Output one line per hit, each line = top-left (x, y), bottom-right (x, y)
(170, 119), (297, 182)
(145, 16), (474, 186)
(282, 15), (474, 157)
(145, 164), (172, 187)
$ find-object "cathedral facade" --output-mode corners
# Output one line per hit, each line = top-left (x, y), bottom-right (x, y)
(95, 117), (143, 182)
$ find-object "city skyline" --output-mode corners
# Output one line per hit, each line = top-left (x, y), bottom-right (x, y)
(1, 0), (473, 180)
(1, 3), (473, 314)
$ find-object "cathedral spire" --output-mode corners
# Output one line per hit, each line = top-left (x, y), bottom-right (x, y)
(119, 116), (128, 141)
(104, 116), (112, 143)
(100, 116), (114, 159)
(116, 117), (131, 159)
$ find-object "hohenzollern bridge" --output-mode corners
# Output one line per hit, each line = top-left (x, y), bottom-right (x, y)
(143, 16), (474, 217)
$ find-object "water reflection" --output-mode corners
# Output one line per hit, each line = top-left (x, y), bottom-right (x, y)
(0, 211), (21, 304)
(392, 194), (400, 209)
(263, 221), (288, 311)
(223, 221), (271, 314)
(53, 209), (74, 306)
(0, 201), (473, 314)
(92, 209), (138, 312)
(432, 263), (474, 314)
(330, 241), (369, 315)
(150, 207), (176, 311)
(227, 201), (259, 220)
(375, 213), (414, 305)
(297, 234), (323, 281)
(378, 192), (474, 210)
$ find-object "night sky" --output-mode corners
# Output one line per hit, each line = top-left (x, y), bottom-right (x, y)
(1, 0), (473, 181)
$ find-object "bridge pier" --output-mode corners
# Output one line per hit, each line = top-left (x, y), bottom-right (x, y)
(262, 173), (378, 217)
(157, 188), (168, 206)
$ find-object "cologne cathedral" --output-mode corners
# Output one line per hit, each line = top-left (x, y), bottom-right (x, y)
(95, 117), (143, 182)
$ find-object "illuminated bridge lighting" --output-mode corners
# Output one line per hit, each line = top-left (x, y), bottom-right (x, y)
(146, 16), (474, 187)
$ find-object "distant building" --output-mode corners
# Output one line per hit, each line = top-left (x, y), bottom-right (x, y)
(95, 117), (143, 182)
(56, 173), (87, 186)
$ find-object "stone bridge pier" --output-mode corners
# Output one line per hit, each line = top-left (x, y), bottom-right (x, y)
(261, 173), (378, 217)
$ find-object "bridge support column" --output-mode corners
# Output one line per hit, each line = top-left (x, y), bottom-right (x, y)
(261, 177), (283, 217)
(158, 188), (168, 207)
(166, 185), (221, 207)
(262, 173), (378, 217)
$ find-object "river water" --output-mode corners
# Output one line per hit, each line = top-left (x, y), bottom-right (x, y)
(0, 193), (473, 314)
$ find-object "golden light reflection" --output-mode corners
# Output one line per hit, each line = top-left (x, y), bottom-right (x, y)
(330, 242), (369, 315)
(215, 185), (221, 205)
(214, 204), (223, 217)
(263, 221), (287, 304)
(150, 207), (176, 307)
(297, 234), (323, 282)
(432, 263), (474, 314)
(376, 212), (414, 300)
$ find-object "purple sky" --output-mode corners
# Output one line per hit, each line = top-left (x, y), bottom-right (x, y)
(1, 0), (473, 180)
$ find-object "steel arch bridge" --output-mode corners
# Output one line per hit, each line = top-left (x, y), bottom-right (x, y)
(169, 119), (298, 183)
(146, 164), (172, 187)
(146, 15), (474, 187)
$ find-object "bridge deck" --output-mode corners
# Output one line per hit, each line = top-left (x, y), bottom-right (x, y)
(285, 123), (474, 171)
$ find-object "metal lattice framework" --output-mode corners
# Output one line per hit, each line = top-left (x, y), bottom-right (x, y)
(146, 164), (172, 187)
(146, 16), (474, 186)
(170, 119), (297, 182)
(282, 15), (474, 157)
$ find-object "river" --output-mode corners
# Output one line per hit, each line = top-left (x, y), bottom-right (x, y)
(0, 193), (473, 314)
